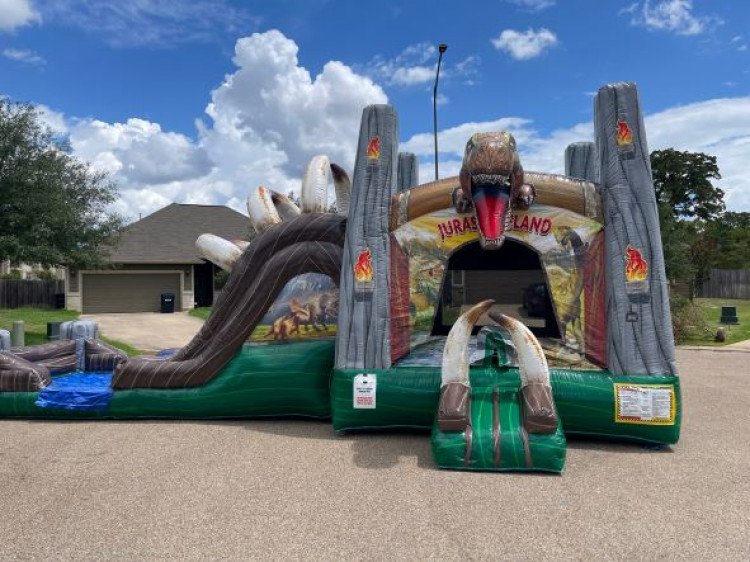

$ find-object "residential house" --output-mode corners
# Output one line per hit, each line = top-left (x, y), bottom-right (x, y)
(65, 203), (250, 313)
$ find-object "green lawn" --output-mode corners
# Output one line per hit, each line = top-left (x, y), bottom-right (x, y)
(0, 307), (142, 355)
(189, 307), (212, 321)
(683, 298), (750, 346)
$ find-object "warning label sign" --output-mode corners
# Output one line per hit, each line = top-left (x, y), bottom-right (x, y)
(614, 383), (676, 425)
(353, 373), (377, 409)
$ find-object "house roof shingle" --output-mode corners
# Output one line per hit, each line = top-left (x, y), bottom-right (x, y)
(109, 203), (250, 264)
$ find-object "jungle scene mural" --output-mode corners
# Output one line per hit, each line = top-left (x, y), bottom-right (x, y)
(392, 205), (606, 369)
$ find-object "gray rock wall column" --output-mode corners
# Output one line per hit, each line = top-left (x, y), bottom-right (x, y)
(564, 142), (598, 183)
(335, 105), (399, 369)
(594, 82), (676, 376)
(397, 152), (419, 192)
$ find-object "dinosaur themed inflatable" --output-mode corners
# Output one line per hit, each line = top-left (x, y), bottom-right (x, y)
(0, 82), (680, 473)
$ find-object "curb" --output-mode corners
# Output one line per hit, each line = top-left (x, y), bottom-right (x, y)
(677, 345), (750, 353)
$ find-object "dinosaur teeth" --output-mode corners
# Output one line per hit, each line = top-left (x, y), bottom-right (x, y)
(301, 155), (331, 213)
(196, 234), (243, 272)
(247, 185), (283, 233)
(441, 299), (495, 387)
(488, 312), (550, 388)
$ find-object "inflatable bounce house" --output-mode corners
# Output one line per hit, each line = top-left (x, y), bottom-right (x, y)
(0, 82), (680, 473)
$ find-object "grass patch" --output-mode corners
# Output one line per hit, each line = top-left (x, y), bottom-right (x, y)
(189, 307), (212, 321)
(101, 336), (143, 356)
(0, 307), (142, 355)
(681, 298), (750, 346)
(0, 307), (78, 346)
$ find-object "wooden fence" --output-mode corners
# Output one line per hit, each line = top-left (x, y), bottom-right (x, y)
(0, 279), (65, 309)
(697, 269), (750, 300)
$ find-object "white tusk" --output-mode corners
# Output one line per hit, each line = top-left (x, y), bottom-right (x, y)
(330, 163), (351, 216)
(196, 234), (242, 272)
(301, 155), (331, 213)
(269, 189), (301, 221)
(247, 185), (282, 233)
(441, 300), (495, 387)
(489, 313), (550, 388)
(232, 239), (250, 251)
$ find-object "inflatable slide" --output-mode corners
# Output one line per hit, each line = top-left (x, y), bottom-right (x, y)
(0, 82), (681, 473)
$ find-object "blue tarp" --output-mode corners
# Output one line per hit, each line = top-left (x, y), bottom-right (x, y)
(35, 372), (113, 412)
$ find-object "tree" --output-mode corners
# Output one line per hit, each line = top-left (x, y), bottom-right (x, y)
(0, 99), (122, 269)
(705, 212), (750, 270)
(651, 149), (728, 295)
(651, 149), (724, 221)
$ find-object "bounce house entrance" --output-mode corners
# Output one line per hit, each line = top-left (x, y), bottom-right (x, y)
(431, 241), (560, 339)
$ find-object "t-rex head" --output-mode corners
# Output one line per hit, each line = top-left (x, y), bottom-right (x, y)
(458, 132), (524, 250)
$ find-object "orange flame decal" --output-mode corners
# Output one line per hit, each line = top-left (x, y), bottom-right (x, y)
(625, 245), (648, 282)
(367, 136), (380, 160)
(354, 248), (373, 282)
(617, 120), (633, 147)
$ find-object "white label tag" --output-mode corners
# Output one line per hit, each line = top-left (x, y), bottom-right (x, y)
(353, 373), (377, 409)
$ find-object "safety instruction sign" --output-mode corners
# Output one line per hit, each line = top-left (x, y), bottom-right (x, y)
(614, 383), (676, 425)
(353, 373), (377, 409)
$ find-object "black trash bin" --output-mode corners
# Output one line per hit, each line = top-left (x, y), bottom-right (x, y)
(160, 292), (175, 313)
(54, 293), (65, 309)
(47, 321), (63, 341)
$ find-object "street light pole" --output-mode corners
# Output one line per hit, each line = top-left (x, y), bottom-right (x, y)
(433, 43), (447, 182)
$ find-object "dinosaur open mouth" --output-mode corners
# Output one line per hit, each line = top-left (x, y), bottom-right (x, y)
(471, 179), (511, 250)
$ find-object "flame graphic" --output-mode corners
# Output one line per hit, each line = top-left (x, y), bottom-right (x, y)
(367, 136), (380, 159)
(617, 120), (633, 147)
(354, 248), (373, 282)
(625, 245), (648, 282)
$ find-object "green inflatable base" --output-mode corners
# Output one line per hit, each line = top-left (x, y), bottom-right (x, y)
(0, 340), (335, 420)
(332, 367), (681, 445)
(431, 368), (566, 473)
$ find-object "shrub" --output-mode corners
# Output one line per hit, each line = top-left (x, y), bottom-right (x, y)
(0, 269), (22, 280)
(670, 294), (712, 343)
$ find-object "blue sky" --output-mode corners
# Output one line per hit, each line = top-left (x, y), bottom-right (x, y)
(2, 0), (749, 218)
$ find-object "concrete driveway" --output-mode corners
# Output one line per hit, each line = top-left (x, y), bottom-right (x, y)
(81, 311), (204, 352)
(1, 348), (748, 560)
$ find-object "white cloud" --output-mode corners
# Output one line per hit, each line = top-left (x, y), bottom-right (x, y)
(43, 30), (387, 220)
(0, 0), (40, 31)
(504, 0), (555, 12)
(391, 65), (435, 86)
(40, 0), (255, 48)
(2, 47), (44, 64)
(731, 35), (748, 52)
(491, 28), (558, 60)
(35, 104), (67, 132)
(402, 97), (750, 212)
(623, 0), (722, 36)
(362, 43), (479, 87)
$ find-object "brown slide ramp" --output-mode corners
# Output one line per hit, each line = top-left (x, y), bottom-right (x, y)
(113, 214), (346, 389)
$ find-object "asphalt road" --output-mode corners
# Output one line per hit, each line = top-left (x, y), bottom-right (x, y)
(1, 348), (748, 560)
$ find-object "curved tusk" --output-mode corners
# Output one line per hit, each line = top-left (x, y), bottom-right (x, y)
(488, 313), (550, 387)
(232, 239), (250, 251)
(441, 299), (495, 387)
(247, 185), (282, 233)
(330, 162), (351, 216)
(269, 189), (301, 221)
(196, 234), (242, 272)
(301, 155), (331, 213)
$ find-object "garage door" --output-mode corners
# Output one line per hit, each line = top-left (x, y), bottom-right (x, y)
(82, 273), (181, 313)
